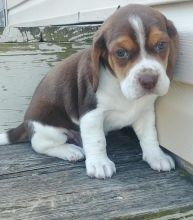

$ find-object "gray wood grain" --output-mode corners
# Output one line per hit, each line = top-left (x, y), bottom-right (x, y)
(0, 130), (193, 220)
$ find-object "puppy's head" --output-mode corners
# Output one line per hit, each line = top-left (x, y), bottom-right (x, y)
(91, 4), (179, 100)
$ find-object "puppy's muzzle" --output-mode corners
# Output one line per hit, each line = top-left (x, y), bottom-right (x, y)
(138, 74), (158, 90)
(138, 69), (159, 90)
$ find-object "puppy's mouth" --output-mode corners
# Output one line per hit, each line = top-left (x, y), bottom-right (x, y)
(135, 81), (170, 101)
(120, 61), (170, 101)
(133, 88), (158, 100)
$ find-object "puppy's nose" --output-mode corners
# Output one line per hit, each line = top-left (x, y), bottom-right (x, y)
(138, 74), (158, 90)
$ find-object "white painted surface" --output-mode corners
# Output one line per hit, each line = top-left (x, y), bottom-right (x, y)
(156, 82), (193, 165)
(0, 43), (63, 131)
(7, 0), (190, 27)
(7, 0), (26, 9)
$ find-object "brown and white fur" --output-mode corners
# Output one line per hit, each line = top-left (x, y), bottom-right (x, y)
(0, 4), (179, 179)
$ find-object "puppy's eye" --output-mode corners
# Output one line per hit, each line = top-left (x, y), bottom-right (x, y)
(154, 42), (168, 53)
(115, 49), (130, 59)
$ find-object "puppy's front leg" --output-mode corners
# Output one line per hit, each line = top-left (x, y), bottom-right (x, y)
(80, 109), (116, 179)
(132, 107), (175, 171)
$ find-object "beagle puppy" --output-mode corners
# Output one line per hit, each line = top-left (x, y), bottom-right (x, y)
(0, 4), (179, 179)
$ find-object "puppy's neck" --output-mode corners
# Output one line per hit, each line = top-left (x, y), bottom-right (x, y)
(97, 65), (121, 92)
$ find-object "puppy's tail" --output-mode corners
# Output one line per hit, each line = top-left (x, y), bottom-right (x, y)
(0, 122), (29, 145)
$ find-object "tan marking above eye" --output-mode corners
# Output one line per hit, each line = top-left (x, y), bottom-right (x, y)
(109, 35), (137, 52)
(148, 27), (169, 48)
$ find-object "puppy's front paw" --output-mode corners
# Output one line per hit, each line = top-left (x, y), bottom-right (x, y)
(143, 149), (175, 171)
(86, 156), (116, 179)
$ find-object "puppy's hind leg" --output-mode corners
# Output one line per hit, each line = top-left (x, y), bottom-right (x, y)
(30, 121), (84, 162)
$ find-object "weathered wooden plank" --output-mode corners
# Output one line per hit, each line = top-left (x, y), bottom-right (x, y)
(0, 25), (99, 43)
(0, 130), (193, 220)
(0, 42), (87, 131)
(42, 25), (99, 43)
(0, 27), (41, 43)
(0, 130), (139, 176)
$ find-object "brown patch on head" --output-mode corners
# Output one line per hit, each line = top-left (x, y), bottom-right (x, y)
(110, 36), (137, 51)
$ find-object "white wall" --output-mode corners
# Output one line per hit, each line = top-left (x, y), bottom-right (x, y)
(7, 0), (189, 27)
(7, 0), (26, 9)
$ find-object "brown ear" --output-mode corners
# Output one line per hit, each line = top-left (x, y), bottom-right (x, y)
(166, 19), (179, 80)
(91, 30), (106, 91)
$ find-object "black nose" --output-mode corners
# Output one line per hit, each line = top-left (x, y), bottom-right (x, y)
(138, 74), (158, 90)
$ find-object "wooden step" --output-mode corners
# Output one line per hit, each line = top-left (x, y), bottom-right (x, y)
(0, 129), (193, 220)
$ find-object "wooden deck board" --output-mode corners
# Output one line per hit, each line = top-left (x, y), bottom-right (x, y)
(0, 130), (193, 220)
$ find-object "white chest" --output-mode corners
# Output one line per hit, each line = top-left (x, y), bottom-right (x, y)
(96, 66), (156, 133)
(100, 94), (154, 133)
(103, 108), (138, 133)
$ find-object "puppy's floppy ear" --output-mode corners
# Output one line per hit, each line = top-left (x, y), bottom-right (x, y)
(166, 19), (179, 80)
(91, 30), (106, 91)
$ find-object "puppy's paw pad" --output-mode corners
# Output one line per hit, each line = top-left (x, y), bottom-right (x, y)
(143, 150), (175, 171)
(61, 145), (85, 162)
(86, 157), (116, 179)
